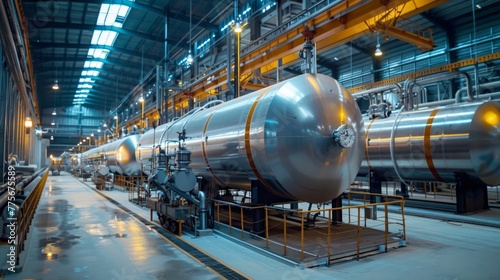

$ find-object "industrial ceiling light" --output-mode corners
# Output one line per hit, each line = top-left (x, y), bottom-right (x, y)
(187, 50), (193, 64)
(374, 33), (383, 57)
(51, 120), (56, 126)
(234, 22), (242, 33)
(52, 109), (57, 115)
(187, 0), (194, 65)
(52, 80), (59, 90)
(25, 117), (33, 128)
(50, 135), (54, 140)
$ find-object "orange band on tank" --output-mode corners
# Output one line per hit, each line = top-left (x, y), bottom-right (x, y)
(244, 89), (275, 192)
(364, 118), (376, 170)
(424, 109), (444, 182)
(201, 113), (224, 185)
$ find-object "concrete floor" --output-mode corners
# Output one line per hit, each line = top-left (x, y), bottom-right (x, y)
(4, 172), (500, 279)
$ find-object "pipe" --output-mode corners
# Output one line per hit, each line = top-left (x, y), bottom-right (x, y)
(192, 189), (207, 231)
(0, 3), (38, 124)
(455, 80), (500, 103)
(459, 71), (473, 102)
(351, 84), (401, 99)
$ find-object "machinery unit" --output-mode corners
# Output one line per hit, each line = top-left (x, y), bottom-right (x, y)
(49, 157), (64, 175)
(137, 73), (364, 203)
(146, 130), (211, 236)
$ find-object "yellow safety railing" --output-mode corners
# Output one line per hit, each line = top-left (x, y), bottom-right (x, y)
(213, 192), (406, 265)
(13, 169), (49, 266)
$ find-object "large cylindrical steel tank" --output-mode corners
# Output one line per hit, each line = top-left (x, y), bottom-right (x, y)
(137, 74), (364, 202)
(103, 135), (142, 175)
(359, 101), (500, 185)
(70, 154), (82, 172)
(81, 135), (142, 175)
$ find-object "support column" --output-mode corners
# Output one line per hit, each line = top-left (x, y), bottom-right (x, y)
(455, 172), (489, 214)
(399, 181), (409, 198)
(331, 196), (343, 225)
(369, 171), (383, 220)
(251, 180), (290, 235)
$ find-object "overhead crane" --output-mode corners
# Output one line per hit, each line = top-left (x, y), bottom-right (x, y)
(120, 0), (450, 129)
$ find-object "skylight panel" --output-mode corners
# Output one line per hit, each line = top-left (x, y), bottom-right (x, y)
(82, 70), (100, 76)
(79, 78), (95, 83)
(91, 30), (117, 46)
(97, 4), (130, 27)
(84, 61), (104, 69)
(78, 84), (93, 89)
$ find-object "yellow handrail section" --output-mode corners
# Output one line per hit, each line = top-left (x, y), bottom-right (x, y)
(12, 169), (49, 268)
(213, 191), (406, 265)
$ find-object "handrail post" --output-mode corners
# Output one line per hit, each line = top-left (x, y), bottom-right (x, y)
(384, 203), (388, 253)
(283, 211), (287, 255)
(327, 209), (331, 265)
(228, 205), (232, 235)
(240, 206), (244, 239)
(348, 192), (351, 224)
(357, 207), (361, 259)
(301, 211), (305, 261)
(265, 207), (269, 248)
(217, 203), (220, 230)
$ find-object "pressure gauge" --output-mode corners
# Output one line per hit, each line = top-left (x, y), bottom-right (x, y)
(332, 124), (356, 148)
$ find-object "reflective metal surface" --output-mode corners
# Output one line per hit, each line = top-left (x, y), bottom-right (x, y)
(82, 135), (142, 175)
(70, 154), (82, 172)
(138, 74), (364, 202)
(359, 101), (500, 185)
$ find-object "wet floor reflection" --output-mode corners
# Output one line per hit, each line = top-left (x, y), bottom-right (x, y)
(8, 173), (221, 280)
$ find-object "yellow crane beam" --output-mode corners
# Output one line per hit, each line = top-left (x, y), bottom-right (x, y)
(171, 0), (448, 114)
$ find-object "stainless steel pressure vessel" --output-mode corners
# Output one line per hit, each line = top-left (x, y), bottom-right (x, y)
(137, 73), (364, 202)
(359, 101), (500, 185)
(82, 135), (142, 175)
(70, 154), (82, 172)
